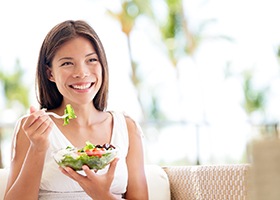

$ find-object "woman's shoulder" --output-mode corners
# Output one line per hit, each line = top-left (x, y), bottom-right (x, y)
(110, 111), (138, 126)
(122, 113), (143, 138)
(109, 110), (142, 135)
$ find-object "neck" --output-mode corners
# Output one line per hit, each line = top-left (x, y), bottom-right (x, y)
(60, 102), (102, 126)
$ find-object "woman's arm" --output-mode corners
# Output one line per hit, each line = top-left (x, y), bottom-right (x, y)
(4, 108), (53, 200)
(124, 116), (148, 200)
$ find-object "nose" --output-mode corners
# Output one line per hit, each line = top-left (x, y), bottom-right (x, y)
(72, 63), (90, 78)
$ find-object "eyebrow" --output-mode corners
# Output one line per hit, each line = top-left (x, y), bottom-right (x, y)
(58, 57), (73, 61)
(57, 52), (97, 61)
(86, 52), (97, 57)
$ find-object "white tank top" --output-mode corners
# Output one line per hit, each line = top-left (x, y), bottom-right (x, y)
(12, 111), (129, 199)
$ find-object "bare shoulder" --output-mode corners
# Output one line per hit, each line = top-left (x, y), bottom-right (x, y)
(123, 114), (142, 137)
(124, 114), (137, 128)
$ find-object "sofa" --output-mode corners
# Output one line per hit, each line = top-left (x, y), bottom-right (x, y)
(147, 164), (251, 200)
(0, 164), (250, 200)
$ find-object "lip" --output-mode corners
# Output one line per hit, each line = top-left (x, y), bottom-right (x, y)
(69, 82), (94, 91)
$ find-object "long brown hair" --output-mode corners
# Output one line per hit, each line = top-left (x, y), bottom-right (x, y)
(36, 20), (109, 111)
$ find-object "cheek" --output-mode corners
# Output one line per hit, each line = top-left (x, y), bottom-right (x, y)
(98, 68), (103, 78)
(94, 65), (103, 79)
(52, 68), (70, 81)
(50, 72), (68, 90)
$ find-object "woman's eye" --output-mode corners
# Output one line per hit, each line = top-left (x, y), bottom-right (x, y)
(61, 62), (73, 67)
(89, 58), (98, 62)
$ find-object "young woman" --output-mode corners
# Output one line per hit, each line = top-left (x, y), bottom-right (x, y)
(4, 20), (148, 200)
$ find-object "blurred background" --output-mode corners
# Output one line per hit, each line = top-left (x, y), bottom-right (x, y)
(1, 0), (280, 168)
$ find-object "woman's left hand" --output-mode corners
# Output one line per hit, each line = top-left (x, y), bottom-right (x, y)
(60, 158), (119, 200)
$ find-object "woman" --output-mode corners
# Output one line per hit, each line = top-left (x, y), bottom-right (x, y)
(4, 20), (148, 200)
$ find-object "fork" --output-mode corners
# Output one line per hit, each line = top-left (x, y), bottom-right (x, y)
(22, 111), (69, 119)
(46, 112), (69, 119)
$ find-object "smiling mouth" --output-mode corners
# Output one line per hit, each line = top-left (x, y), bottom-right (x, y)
(70, 83), (94, 90)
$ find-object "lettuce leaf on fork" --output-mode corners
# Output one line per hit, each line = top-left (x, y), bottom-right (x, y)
(63, 104), (77, 125)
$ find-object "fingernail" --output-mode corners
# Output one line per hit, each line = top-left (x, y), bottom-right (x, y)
(82, 165), (91, 171)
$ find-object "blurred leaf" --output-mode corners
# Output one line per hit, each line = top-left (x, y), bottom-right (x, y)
(0, 59), (30, 109)
(106, 0), (153, 36)
(242, 70), (267, 115)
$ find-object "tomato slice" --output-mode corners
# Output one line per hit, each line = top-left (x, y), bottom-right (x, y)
(85, 148), (105, 158)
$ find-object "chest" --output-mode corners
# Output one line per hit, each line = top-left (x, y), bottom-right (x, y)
(42, 112), (129, 193)
(54, 117), (113, 147)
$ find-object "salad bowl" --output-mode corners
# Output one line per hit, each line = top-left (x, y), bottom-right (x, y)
(53, 142), (118, 171)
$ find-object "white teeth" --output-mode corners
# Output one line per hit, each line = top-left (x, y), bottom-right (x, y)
(72, 83), (91, 90)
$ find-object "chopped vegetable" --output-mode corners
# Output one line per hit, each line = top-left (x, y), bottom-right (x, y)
(53, 141), (117, 171)
(63, 104), (77, 125)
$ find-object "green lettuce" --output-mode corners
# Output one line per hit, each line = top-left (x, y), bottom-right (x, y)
(63, 104), (77, 125)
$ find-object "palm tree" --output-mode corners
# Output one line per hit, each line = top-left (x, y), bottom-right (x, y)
(154, 0), (234, 164)
(157, 0), (232, 75)
(106, 0), (154, 119)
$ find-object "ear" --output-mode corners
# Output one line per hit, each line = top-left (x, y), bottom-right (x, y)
(46, 67), (55, 82)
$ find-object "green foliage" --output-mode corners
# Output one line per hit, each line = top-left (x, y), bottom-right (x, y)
(0, 59), (30, 109)
(106, 0), (155, 119)
(148, 94), (166, 121)
(162, 0), (182, 39)
(242, 70), (267, 115)
(157, 0), (233, 67)
(107, 0), (153, 35)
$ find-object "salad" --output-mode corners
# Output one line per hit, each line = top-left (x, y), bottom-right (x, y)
(63, 104), (77, 125)
(53, 141), (118, 171)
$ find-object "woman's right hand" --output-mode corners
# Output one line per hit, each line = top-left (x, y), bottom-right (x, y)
(22, 106), (53, 152)
(60, 158), (119, 200)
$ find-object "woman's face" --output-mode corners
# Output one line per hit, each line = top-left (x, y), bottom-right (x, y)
(48, 36), (102, 106)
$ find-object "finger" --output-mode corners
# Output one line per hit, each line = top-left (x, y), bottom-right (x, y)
(43, 120), (54, 135)
(23, 109), (48, 129)
(36, 120), (53, 137)
(24, 115), (49, 135)
(107, 158), (119, 179)
(35, 115), (53, 135)
(60, 167), (73, 178)
(30, 106), (38, 113)
(62, 167), (85, 181)
(82, 165), (96, 179)
(24, 116), (53, 141)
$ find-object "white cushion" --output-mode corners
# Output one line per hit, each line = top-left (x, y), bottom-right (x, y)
(0, 168), (9, 199)
(145, 165), (171, 200)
